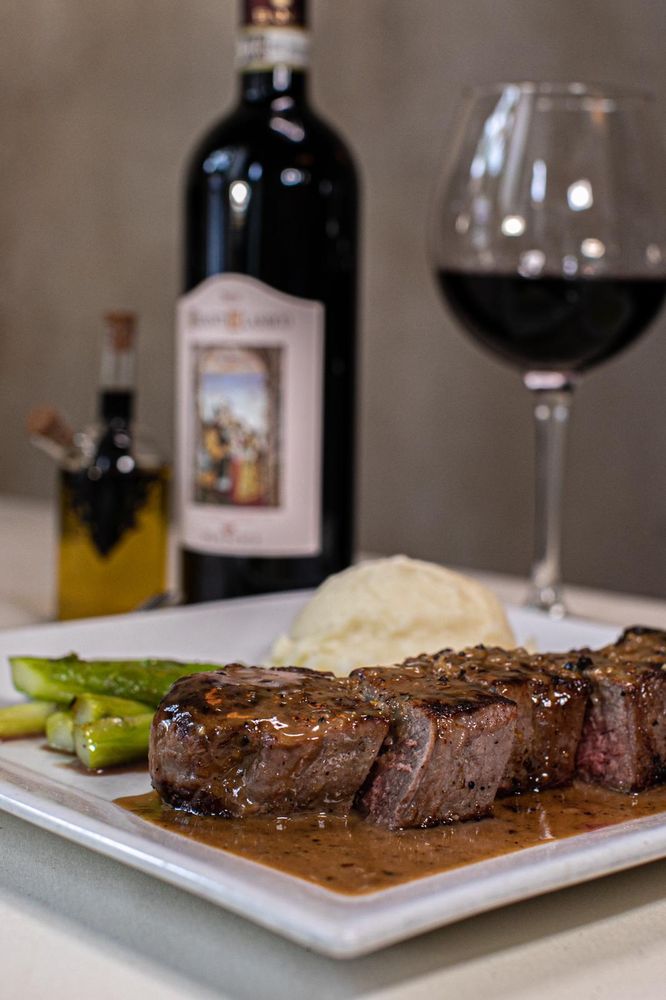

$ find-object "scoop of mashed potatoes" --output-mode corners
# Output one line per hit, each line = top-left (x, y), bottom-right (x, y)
(270, 556), (515, 674)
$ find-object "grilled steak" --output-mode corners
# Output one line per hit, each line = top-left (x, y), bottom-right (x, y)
(149, 627), (666, 825)
(575, 626), (666, 792)
(352, 662), (517, 828)
(419, 646), (591, 793)
(150, 665), (389, 817)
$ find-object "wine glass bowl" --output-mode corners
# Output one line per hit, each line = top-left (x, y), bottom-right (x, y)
(430, 82), (666, 615)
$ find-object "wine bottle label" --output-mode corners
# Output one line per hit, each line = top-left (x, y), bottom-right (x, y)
(177, 275), (324, 557)
(237, 27), (310, 71)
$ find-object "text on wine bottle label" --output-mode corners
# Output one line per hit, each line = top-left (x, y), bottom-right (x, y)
(237, 27), (310, 72)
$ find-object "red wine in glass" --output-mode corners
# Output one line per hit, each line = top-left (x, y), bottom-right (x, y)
(437, 271), (666, 373)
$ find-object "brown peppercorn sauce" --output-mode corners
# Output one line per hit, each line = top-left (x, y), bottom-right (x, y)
(116, 783), (666, 895)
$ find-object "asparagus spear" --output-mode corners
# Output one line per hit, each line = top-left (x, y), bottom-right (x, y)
(72, 693), (153, 725)
(48, 697), (155, 764)
(0, 700), (58, 739)
(46, 710), (75, 753)
(74, 713), (153, 769)
(10, 654), (219, 707)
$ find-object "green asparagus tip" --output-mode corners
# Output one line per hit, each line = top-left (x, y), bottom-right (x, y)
(0, 700), (58, 740)
(10, 654), (219, 707)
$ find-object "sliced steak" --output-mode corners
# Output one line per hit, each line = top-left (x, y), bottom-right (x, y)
(575, 626), (666, 792)
(352, 662), (517, 829)
(420, 646), (590, 793)
(150, 665), (389, 817)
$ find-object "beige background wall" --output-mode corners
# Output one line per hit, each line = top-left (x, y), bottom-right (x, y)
(1, 0), (665, 597)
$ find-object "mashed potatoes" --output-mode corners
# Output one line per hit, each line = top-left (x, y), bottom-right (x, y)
(270, 556), (515, 674)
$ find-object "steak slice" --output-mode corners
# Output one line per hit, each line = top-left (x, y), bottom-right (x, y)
(575, 626), (666, 792)
(352, 662), (517, 829)
(149, 665), (389, 817)
(422, 646), (591, 793)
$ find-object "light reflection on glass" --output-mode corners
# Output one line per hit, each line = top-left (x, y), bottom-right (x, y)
(470, 197), (492, 250)
(468, 86), (522, 186)
(646, 243), (663, 265)
(562, 254), (578, 275)
(519, 249), (546, 277)
(501, 214), (526, 237)
(270, 117), (305, 142)
(581, 237), (605, 259)
(273, 65), (291, 91)
(473, 195), (492, 224)
(568, 179), (594, 211)
(470, 155), (486, 180)
(281, 168), (304, 186)
(203, 150), (232, 174)
(455, 213), (470, 234)
(271, 96), (294, 112)
(530, 159), (547, 203)
(229, 180), (251, 210)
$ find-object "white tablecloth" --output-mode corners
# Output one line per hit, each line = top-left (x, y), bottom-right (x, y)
(0, 493), (665, 999)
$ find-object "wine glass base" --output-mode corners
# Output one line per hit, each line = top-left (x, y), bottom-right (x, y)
(524, 587), (567, 620)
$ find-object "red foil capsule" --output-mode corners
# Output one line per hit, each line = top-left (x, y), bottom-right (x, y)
(242, 0), (307, 28)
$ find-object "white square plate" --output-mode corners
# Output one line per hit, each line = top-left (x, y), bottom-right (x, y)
(0, 594), (662, 959)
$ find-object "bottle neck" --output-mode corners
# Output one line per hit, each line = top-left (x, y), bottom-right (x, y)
(237, 0), (310, 105)
(240, 67), (308, 105)
(100, 389), (133, 424)
(98, 314), (137, 425)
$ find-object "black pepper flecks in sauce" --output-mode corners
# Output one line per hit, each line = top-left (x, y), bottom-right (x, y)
(116, 782), (666, 895)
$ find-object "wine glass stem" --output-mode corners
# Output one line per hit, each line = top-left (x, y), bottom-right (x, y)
(526, 384), (574, 617)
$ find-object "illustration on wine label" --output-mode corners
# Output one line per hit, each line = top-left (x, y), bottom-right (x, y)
(177, 275), (323, 557)
(193, 344), (282, 508)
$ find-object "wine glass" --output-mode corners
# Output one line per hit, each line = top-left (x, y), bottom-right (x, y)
(430, 82), (666, 617)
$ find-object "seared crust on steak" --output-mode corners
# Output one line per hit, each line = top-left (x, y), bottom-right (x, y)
(352, 662), (517, 829)
(149, 665), (389, 817)
(411, 646), (591, 793)
(575, 627), (666, 792)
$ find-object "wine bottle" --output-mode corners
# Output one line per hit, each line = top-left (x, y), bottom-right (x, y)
(57, 313), (169, 619)
(177, 0), (359, 602)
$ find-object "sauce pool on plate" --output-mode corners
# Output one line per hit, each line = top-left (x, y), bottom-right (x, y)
(116, 783), (666, 895)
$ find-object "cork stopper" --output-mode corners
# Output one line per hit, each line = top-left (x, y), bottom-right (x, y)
(104, 311), (137, 353)
(27, 406), (75, 449)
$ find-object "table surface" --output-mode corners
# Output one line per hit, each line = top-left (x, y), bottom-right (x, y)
(1, 494), (665, 999)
